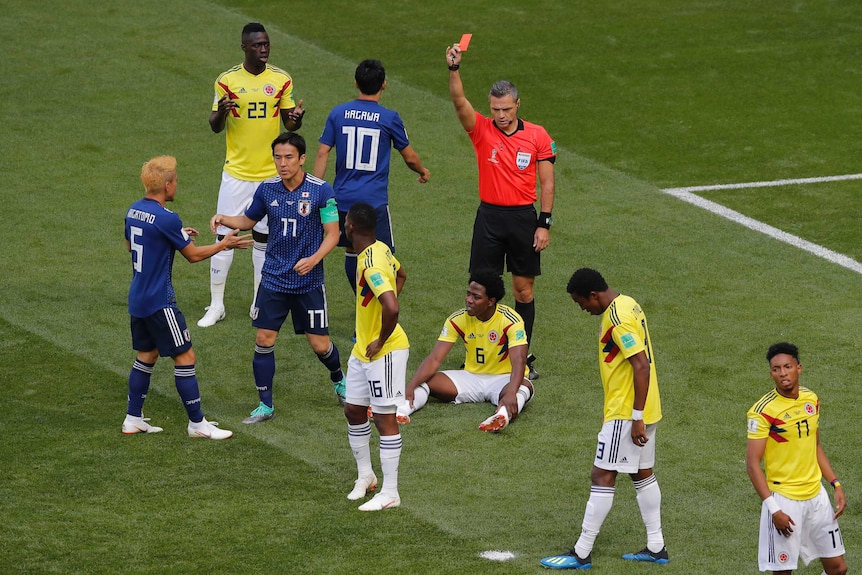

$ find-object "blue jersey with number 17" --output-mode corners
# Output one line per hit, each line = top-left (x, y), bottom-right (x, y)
(125, 197), (192, 318)
(319, 99), (411, 210)
(246, 173), (336, 294)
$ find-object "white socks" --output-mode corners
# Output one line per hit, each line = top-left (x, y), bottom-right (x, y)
(252, 240), (266, 307)
(575, 486), (615, 558)
(634, 474), (664, 552)
(405, 383), (430, 414)
(208, 249), (232, 308)
(379, 434), (402, 496)
(348, 422), (373, 478)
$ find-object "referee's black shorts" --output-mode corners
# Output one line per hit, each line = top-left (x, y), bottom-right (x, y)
(469, 202), (540, 278)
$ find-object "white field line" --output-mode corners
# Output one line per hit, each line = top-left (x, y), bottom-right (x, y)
(661, 178), (862, 275)
(663, 173), (862, 193)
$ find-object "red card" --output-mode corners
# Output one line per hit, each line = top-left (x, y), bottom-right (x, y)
(459, 33), (473, 51)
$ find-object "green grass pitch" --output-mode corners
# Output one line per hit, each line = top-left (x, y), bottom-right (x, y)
(1, 1), (860, 573)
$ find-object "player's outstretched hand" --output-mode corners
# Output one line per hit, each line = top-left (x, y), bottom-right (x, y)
(221, 229), (253, 250)
(417, 168), (430, 184)
(288, 99), (305, 123)
(183, 227), (200, 237)
(209, 214), (224, 234)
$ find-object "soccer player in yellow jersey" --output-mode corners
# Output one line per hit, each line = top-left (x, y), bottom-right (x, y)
(198, 22), (306, 328)
(542, 268), (667, 570)
(401, 274), (534, 432)
(746, 343), (847, 575)
(341, 202), (409, 512)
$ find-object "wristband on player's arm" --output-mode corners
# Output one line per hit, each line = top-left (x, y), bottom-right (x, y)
(537, 211), (553, 229)
(764, 496), (781, 515)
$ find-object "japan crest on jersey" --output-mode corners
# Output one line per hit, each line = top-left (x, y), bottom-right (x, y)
(298, 200), (311, 217)
(516, 151), (531, 170)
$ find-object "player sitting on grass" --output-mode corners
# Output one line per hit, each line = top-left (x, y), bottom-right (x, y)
(400, 273), (534, 432)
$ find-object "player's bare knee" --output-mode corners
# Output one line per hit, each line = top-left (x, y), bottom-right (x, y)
(310, 338), (332, 356)
(824, 558), (847, 575)
(344, 402), (368, 424)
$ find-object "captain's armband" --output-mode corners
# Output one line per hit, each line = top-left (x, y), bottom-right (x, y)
(320, 198), (339, 224)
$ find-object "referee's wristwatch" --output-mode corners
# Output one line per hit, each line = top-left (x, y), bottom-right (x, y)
(537, 211), (553, 229)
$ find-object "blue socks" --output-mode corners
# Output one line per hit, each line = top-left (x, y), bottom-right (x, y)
(174, 364), (203, 423)
(253, 344), (276, 407)
(127, 359), (154, 416)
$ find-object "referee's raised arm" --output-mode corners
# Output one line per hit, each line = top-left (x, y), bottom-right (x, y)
(447, 43), (476, 132)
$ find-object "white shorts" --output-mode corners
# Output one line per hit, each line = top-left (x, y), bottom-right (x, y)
(443, 370), (520, 405)
(345, 349), (409, 413)
(216, 171), (268, 235)
(593, 419), (657, 474)
(758, 486), (845, 571)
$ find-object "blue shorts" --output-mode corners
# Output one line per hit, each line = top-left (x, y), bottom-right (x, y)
(130, 308), (192, 357)
(252, 284), (331, 335)
(337, 206), (395, 252)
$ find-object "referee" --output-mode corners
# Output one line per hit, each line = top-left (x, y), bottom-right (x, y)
(446, 39), (556, 379)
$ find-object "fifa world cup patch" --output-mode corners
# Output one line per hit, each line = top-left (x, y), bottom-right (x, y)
(747, 418), (759, 433)
(620, 333), (637, 349)
(369, 272), (384, 287)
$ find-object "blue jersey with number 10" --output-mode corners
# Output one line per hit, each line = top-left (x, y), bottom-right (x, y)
(125, 197), (192, 318)
(319, 99), (411, 210)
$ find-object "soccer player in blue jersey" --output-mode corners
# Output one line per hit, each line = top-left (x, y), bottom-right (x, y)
(313, 59), (430, 293)
(123, 156), (252, 439)
(211, 132), (346, 423)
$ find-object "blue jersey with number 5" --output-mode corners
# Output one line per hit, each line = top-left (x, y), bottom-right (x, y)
(125, 197), (192, 318)
(319, 99), (410, 210)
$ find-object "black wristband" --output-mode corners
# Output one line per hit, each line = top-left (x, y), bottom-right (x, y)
(448, 64), (460, 71)
(537, 211), (553, 229)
